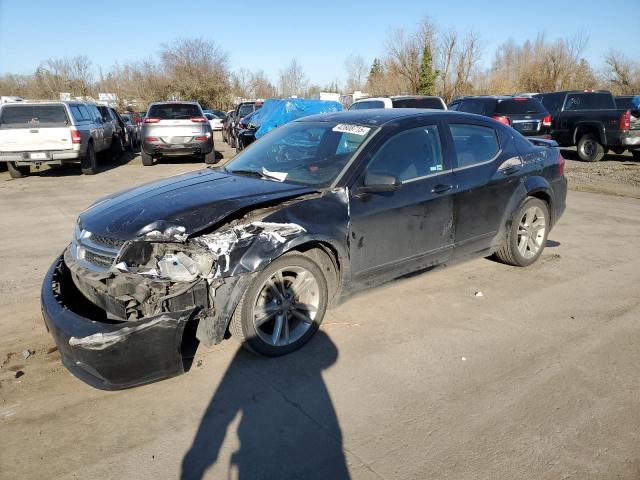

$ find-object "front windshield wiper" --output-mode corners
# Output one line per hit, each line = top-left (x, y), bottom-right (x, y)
(226, 169), (265, 179)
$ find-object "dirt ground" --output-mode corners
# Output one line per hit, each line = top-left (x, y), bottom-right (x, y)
(1, 134), (639, 479)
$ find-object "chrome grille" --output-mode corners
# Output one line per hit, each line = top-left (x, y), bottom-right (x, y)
(70, 225), (122, 272)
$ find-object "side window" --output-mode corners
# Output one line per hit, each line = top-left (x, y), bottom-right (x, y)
(448, 102), (460, 111)
(367, 125), (444, 182)
(70, 106), (84, 122)
(459, 99), (485, 115)
(450, 124), (500, 168)
(77, 105), (90, 121)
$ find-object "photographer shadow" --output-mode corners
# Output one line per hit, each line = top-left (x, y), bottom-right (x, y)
(181, 331), (350, 480)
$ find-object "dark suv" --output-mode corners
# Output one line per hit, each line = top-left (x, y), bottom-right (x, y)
(228, 101), (262, 149)
(448, 96), (551, 137)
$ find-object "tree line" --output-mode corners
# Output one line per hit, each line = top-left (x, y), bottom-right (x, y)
(1, 18), (639, 111)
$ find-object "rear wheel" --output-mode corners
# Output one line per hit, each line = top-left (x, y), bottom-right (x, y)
(7, 162), (30, 178)
(110, 135), (124, 159)
(577, 133), (605, 162)
(230, 253), (328, 356)
(203, 150), (216, 164)
(80, 144), (97, 175)
(141, 152), (154, 166)
(632, 150), (640, 161)
(495, 197), (549, 267)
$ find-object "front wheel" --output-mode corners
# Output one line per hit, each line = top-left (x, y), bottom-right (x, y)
(495, 197), (550, 267)
(7, 162), (30, 178)
(230, 253), (328, 356)
(577, 133), (604, 162)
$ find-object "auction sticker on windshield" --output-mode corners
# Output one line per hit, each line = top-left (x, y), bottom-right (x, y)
(332, 124), (371, 136)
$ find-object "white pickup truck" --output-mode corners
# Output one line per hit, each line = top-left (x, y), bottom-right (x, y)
(0, 101), (112, 178)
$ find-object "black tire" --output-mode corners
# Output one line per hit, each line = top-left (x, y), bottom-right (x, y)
(80, 144), (97, 175)
(495, 197), (550, 267)
(230, 134), (236, 149)
(222, 129), (227, 143)
(230, 252), (328, 356)
(110, 136), (124, 159)
(577, 133), (605, 162)
(203, 150), (216, 164)
(141, 152), (154, 166)
(632, 150), (640, 161)
(7, 162), (30, 178)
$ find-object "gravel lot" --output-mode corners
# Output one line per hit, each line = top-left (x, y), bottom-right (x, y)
(1, 134), (639, 479)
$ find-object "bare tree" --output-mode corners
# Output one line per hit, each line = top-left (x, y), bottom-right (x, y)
(344, 54), (368, 92)
(159, 37), (231, 108)
(604, 49), (640, 94)
(278, 59), (307, 97)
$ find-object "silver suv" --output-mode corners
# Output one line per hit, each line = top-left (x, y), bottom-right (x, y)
(0, 101), (112, 177)
(140, 101), (215, 166)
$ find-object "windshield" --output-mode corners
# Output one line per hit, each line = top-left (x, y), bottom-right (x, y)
(225, 121), (375, 187)
(238, 104), (255, 117)
(349, 100), (385, 110)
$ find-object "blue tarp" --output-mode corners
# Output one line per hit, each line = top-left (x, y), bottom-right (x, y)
(248, 98), (343, 139)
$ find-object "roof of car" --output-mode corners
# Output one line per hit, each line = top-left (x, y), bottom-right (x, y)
(297, 108), (461, 127)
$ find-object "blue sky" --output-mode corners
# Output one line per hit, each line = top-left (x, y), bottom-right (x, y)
(1, 0), (638, 86)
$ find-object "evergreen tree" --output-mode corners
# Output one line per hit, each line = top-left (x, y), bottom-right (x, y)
(367, 58), (383, 85)
(417, 43), (437, 95)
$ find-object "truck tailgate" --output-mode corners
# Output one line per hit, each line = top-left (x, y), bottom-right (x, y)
(0, 127), (72, 152)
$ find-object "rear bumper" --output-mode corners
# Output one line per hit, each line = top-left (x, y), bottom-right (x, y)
(142, 139), (214, 157)
(41, 256), (195, 390)
(0, 150), (81, 163)
(621, 132), (640, 147)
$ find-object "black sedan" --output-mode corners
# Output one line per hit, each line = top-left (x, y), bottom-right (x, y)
(41, 109), (567, 389)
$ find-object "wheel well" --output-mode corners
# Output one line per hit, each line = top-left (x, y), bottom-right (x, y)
(574, 125), (600, 144)
(528, 191), (554, 224)
(292, 242), (341, 307)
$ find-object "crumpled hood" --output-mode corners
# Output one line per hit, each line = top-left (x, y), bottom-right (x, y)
(78, 169), (315, 240)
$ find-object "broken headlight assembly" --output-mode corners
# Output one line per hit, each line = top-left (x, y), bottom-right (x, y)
(115, 241), (215, 282)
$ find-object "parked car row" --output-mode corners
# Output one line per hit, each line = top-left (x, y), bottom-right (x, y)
(0, 101), (138, 178)
(223, 100), (263, 148)
(450, 90), (639, 162)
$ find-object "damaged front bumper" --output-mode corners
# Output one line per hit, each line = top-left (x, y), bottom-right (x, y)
(41, 255), (197, 390)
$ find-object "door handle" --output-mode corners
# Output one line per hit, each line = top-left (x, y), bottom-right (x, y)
(501, 165), (521, 175)
(431, 184), (453, 194)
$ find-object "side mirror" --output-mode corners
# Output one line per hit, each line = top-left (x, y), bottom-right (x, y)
(359, 171), (401, 193)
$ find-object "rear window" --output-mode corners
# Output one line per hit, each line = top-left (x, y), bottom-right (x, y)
(458, 99), (496, 115)
(148, 103), (202, 120)
(349, 100), (386, 110)
(495, 98), (545, 115)
(0, 104), (69, 129)
(564, 93), (615, 111)
(392, 97), (444, 109)
(237, 104), (255, 117)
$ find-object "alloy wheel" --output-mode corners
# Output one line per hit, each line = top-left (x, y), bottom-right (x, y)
(252, 266), (320, 347)
(517, 206), (546, 259)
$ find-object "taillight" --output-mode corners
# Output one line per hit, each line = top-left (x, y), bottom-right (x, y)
(194, 136), (209, 141)
(71, 129), (81, 144)
(619, 110), (631, 131)
(542, 115), (552, 127)
(143, 117), (160, 123)
(145, 136), (159, 142)
(491, 115), (511, 125)
(190, 116), (207, 123)
(558, 152), (565, 177)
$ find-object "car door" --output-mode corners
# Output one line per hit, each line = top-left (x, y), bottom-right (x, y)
(448, 121), (526, 256)
(348, 122), (455, 279)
